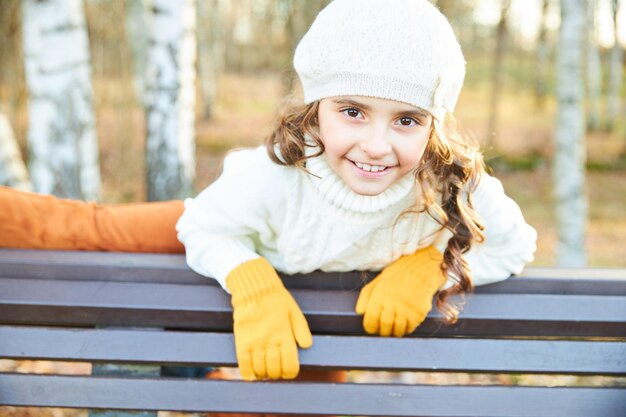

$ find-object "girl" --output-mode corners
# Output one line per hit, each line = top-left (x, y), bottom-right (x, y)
(0, 0), (536, 384)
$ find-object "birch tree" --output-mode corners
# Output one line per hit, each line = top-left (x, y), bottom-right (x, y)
(126, 0), (151, 105)
(145, 0), (196, 201)
(535, 0), (551, 108)
(22, 0), (100, 200)
(0, 106), (31, 190)
(197, 0), (227, 119)
(554, 0), (587, 267)
(607, 0), (623, 129)
(586, 0), (602, 130)
(486, 0), (511, 149)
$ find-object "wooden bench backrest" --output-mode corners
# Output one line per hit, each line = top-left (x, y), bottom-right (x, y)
(1, 249), (625, 416)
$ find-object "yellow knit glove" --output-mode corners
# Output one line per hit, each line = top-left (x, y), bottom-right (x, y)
(355, 246), (447, 337)
(226, 258), (313, 381)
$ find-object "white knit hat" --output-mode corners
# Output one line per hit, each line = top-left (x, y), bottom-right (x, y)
(293, 0), (465, 120)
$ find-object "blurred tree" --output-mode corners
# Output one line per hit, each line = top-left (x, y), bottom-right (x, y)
(125, 0), (151, 105)
(0, 1), (27, 145)
(197, 0), (228, 119)
(535, 0), (551, 108)
(226, 0), (256, 71)
(607, 0), (623, 130)
(282, 0), (330, 94)
(223, 0), (240, 71)
(554, 0), (587, 267)
(433, 0), (476, 23)
(0, 105), (31, 190)
(22, 0), (101, 200)
(145, 0), (197, 201)
(586, 0), (602, 131)
(432, 0), (477, 46)
(486, 0), (511, 150)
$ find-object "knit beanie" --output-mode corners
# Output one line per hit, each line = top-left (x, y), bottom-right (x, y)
(293, 0), (465, 120)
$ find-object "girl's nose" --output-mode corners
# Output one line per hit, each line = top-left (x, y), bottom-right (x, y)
(359, 131), (392, 159)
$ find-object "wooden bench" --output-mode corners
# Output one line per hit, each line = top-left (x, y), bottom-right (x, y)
(0, 248), (625, 416)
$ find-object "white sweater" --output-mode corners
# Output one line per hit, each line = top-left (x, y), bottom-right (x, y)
(176, 146), (537, 291)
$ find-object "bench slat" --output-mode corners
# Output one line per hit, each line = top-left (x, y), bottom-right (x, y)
(1, 249), (626, 294)
(1, 373), (624, 416)
(2, 277), (626, 337)
(1, 326), (625, 375)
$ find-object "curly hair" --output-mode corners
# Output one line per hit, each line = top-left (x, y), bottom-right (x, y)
(265, 97), (323, 167)
(265, 96), (485, 324)
(415, 116), (485, 323)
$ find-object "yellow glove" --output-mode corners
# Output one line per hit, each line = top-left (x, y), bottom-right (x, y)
(226, 257), (313, 381)
(355, 246), (447, 337)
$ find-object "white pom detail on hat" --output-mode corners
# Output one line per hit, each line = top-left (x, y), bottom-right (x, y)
(293, 0), (466, 120)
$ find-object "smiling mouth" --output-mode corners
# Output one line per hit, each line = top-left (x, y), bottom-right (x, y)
(352, 160), (391, 173)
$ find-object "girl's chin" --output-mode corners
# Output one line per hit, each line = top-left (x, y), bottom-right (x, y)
(344, 180), (391, 196)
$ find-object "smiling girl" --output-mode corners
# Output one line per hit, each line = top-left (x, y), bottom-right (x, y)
(0, 0), (536, 385)
(177, 0), (536, 381)
(318, 97), (432, 196)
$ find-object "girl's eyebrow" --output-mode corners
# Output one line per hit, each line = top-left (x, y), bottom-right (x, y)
(399, 109), (430, 119)
(332, 98), (372, 110)
(332, 98), (429, 119)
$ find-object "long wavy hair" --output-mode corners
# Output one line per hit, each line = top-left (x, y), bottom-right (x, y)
(265, 96), (486, 323)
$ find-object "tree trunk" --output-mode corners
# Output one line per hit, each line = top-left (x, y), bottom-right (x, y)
(607, 0), (623, 130)
(126, 0), (151, 106)
(586, 0), (602, 131)
(197, 0), (227, 120)
(435, 0), (454, 15)
(22, 0), (100, 200)
(0, 2), (28, 147)
(535, 0), (551, 108)
(486, 0), (511, 150)
(554, 0), (587, 267)
(145, 0), (197, 201)
(0, 106), (31, 190)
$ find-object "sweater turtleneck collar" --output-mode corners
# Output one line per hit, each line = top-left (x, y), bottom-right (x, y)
(303, 142), (416, 214)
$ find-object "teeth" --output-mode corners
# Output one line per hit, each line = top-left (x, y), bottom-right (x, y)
(354, 161), (386, 172)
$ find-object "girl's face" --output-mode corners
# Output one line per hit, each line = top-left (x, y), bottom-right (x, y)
(317, 96), (433, 196)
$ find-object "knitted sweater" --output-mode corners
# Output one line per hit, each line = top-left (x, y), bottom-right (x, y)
(176, 146), (537, 291)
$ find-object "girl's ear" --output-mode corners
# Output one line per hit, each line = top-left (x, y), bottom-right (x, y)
(427, 121), (437, 143)
(312, 100), (321, 125)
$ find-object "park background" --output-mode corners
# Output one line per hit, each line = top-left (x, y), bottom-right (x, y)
(0, 0), (625, 415)
(0, 0), (625, 266)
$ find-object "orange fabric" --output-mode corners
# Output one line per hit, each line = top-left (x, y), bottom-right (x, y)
(204, 369), (347, 417)
(0, 186), (185, 253)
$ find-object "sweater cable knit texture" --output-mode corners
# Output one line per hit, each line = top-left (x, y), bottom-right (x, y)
(176, 147), (537, 292)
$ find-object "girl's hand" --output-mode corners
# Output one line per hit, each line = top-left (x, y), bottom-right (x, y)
(226, 258), (313, 380)
(355, 246), (447, 337)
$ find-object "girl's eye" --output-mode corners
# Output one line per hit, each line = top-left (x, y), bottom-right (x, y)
(398, 117), (419, 127)
(342, 108), (362, 119)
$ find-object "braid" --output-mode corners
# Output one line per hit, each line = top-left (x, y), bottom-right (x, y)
(416, 116), (485, 323)
(437, 164), (480, 323)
